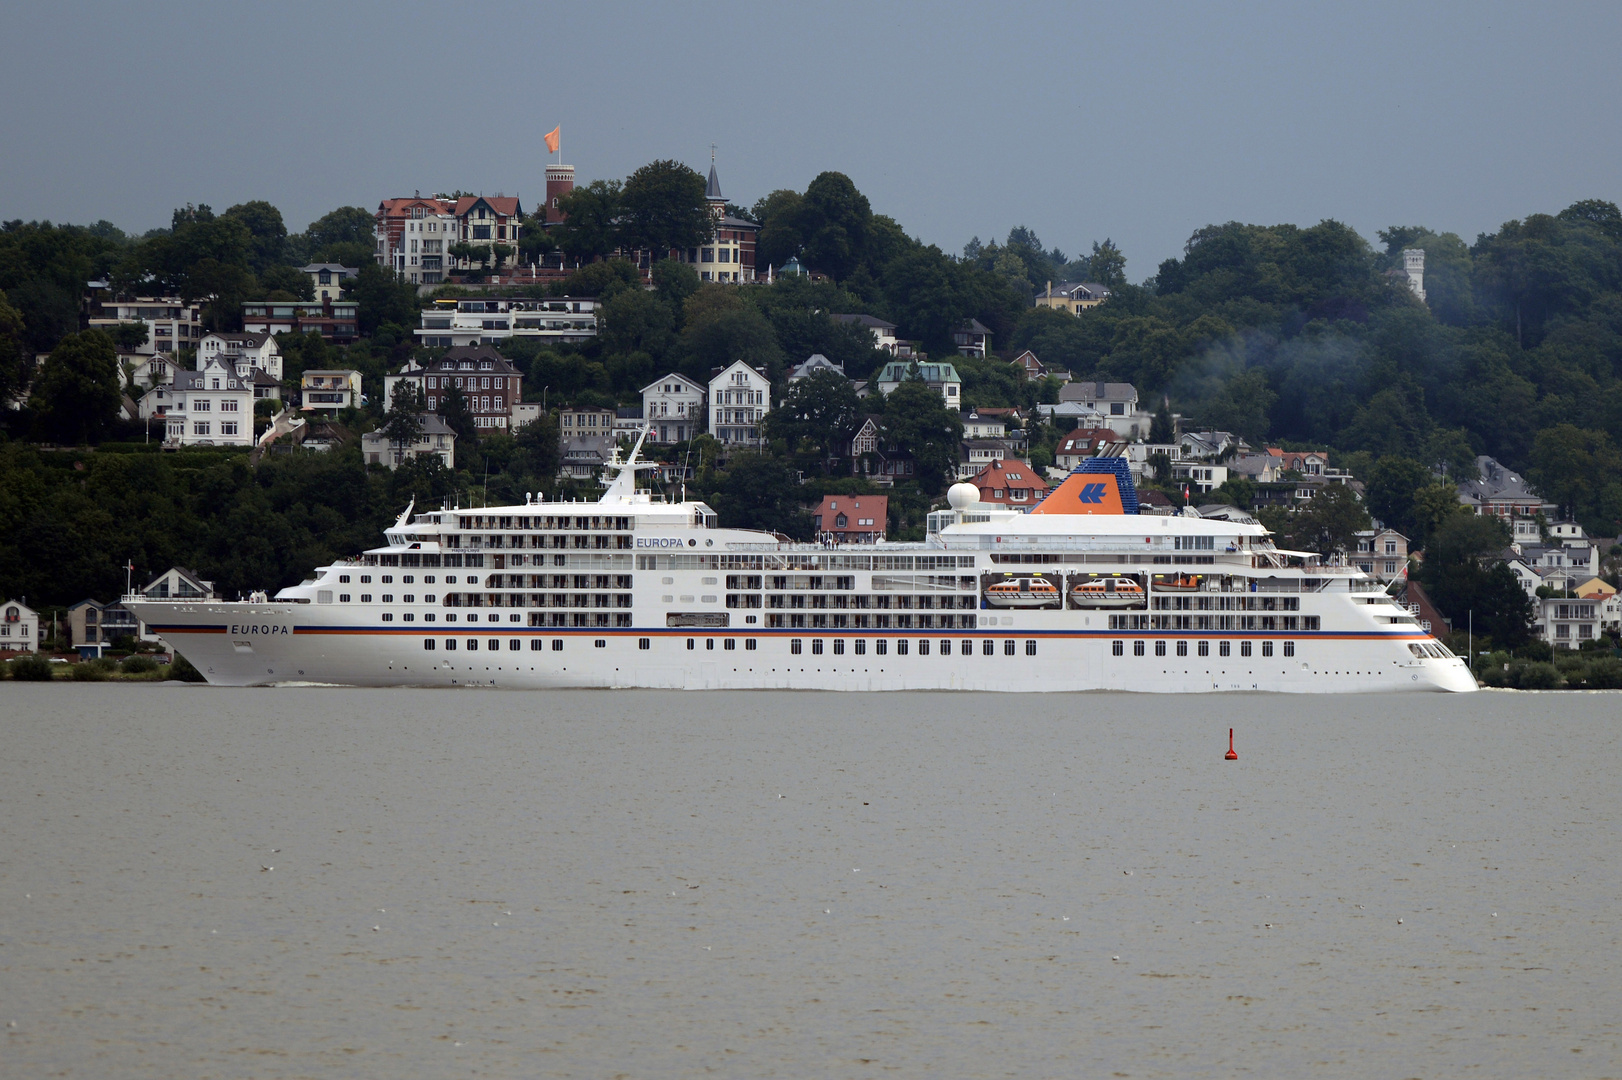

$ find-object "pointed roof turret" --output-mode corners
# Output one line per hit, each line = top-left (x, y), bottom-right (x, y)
(706, 162), (724, 201)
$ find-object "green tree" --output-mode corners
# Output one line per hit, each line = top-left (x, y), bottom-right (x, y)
(1364, 455), (1430, 537)
(0, 295), (28, 406)
(1411, 481), (1470, 549)
(798, 172), (872, 280)
(554, 179), (624, 263)
(300, 206), (377, 259)
(753, 189), (805, 268)
(348, 263), (420, 336)
(1149, 397), (1174, 442)
(763, 369), (861, 468)
(1087, 238), (1127, 288)
(29, 329), (122, 444)
(1286, 484), (1370, 557)
(652, 258), (700, 315)
(222, 200), (289, 275)
(619, 160), (710, 256)
(1418, 513), (1531, 648)
(110, 321), (150, 353)
(713, 453), (813, 538)
(435, 383), (478, 464)
(1527, 424), (1622, 530)
(882, 376), (963, 496)
(598, 288), (674, 357)
(381, 382), (426, 448)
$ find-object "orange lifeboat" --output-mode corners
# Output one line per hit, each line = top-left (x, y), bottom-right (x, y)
(984, 577), (1062, 608)
(1069, 576), (1146, 608)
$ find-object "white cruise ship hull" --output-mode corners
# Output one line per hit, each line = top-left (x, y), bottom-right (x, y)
(129, 605), (1477, 693)
(126, 447), (1476, 694)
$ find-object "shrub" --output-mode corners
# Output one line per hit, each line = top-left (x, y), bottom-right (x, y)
(165, 651), (207, 683)
(70, 659), (109, 681)
(8, 654), (54, 681)
(1574, 657), (1622, 689)
(1509, 661), (1562, 690)
(120, 655), (158, 675)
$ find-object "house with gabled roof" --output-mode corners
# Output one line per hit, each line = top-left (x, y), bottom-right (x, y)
(831, 313), (902, 355)
(1034, 280), (1112, 314)
(384, 344), (522, 430)
(199, 331), (281, 380)
(1008, 349), (1048, 380)
(1055, 427), (1122, 470)
(811, 494), (888, 544)
(788, 353), (846, 382)
(141, 567), (216, 601)
(641, 373), (707, 443)
(952, 319), (991, 357)
(969, 458), (1045, 508)
(452, 195), (523, 271)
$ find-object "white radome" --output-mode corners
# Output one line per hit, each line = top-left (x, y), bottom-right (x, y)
(947, 483), (981, 510)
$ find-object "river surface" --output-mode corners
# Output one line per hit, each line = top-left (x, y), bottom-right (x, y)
(0, 685), (1617, 1078)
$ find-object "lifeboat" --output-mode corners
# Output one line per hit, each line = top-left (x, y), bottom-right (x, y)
(1069, 576), (1145, 608)
(984, 577), (1062, 608)
(1152, 573), (1202, 591)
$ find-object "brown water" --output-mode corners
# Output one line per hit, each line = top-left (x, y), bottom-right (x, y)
(0, 685), (1618, 1078)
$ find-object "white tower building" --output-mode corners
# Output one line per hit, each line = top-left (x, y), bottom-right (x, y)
(1402, 249), (1426, 302)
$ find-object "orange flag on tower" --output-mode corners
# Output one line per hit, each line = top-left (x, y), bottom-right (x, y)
(544, 126), (560, 154)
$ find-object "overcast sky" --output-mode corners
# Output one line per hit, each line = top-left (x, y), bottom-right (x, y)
(4, 0), (1619, 277)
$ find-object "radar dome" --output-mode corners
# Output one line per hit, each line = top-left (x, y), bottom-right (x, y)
(947, 483), (981, 510)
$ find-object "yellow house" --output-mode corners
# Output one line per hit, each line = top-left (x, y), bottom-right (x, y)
(1035, 280), (1111, 314)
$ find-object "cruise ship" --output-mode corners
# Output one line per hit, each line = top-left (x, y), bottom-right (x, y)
(125, 436), (1477, 693)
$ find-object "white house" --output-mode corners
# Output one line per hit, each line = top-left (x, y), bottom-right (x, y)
(124, 353), (175, 392)
(1352, 528), (1410, 581)
(300, 369), (363, 414)
(1057, 380), (1146, 437)
(641, 374), (707, 443)
(830, 314), (902, 355)
(787, 353), (846, 383)
(1533, 596), (1604, 649)
(361, 413), (456, 470)
(141, 356), (255, 447)
(415, 295), (599, 348)
(709, 361), (771, 448)
(198, 331), (282, 381)
(875, 360), (962, 406)
(87, 296), (204, 357)
(1, 598), (39, 653)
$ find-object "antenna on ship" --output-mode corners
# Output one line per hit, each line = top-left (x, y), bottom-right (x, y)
(600, 424), (659, 504)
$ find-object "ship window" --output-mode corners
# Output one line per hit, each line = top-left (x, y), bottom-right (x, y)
(791, 639), (802, 654)
(381, 613), (393, 622)
(1261, 641), (1274, 657)
(339, 594), (352, 603)
(403, 576), (413, 584)
(725, 638), (736, 650)
(897, 640), (909, 655)
(488, 639), (499, 651)
(423, 639), (435, 650)
(509, 639), (520, 651)
(1240, 641), (1252, 657)
(876, 640), (887, 655)
(1154, 641), (1166, 656)
(445, 639), (456, 650)
(1176, 641), (1187, 656)
(1004, 640), (1015, 656)
(1026, 640), (1036, 656)
(706, 638), (715, 650)
(854, 639), (865, 655)
(984, 639), (996, 655)
(812, 639), (823, 655)
(1284, 641), (1295, 656)
(466, 639), (478, 650)
(360, 594), (372, 603)
(532, 639), (544, 650)
(595, 639), (606, 648)
(339, 575), (350, 583)
(381, 575), (393, 584)
(552, 639), (563, 651)
(1198, 641), (1209, 657)
(639, 638), (650, 650)
(687, 638), (695, 650)
(1112, 640), (1124, 656)
(360, 575), (372, 584)
(1303, 616), (1320, 630)
(918, 639), (930, 656)
(1134, 641), (1145, 656)
(382, 594), (393, 603)
(961, 640), (972, 655)
(832, 640), (843, 654)
(1220, 641), (1230, 656)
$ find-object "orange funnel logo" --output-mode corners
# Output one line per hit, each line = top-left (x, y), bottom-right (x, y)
(1032, 472), (1128, 515)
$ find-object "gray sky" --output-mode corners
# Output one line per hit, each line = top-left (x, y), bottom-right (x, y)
(4, 0), (1619, 277)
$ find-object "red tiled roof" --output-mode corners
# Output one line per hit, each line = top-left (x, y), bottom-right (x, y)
(970, 459), (1045, 506)
(454, 196), (522, 218)
(1057, 427), (1116, 453)
(811, 495), (888, 539)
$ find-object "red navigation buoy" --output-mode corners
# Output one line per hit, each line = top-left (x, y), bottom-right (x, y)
(1224, 728), (1238, 761)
